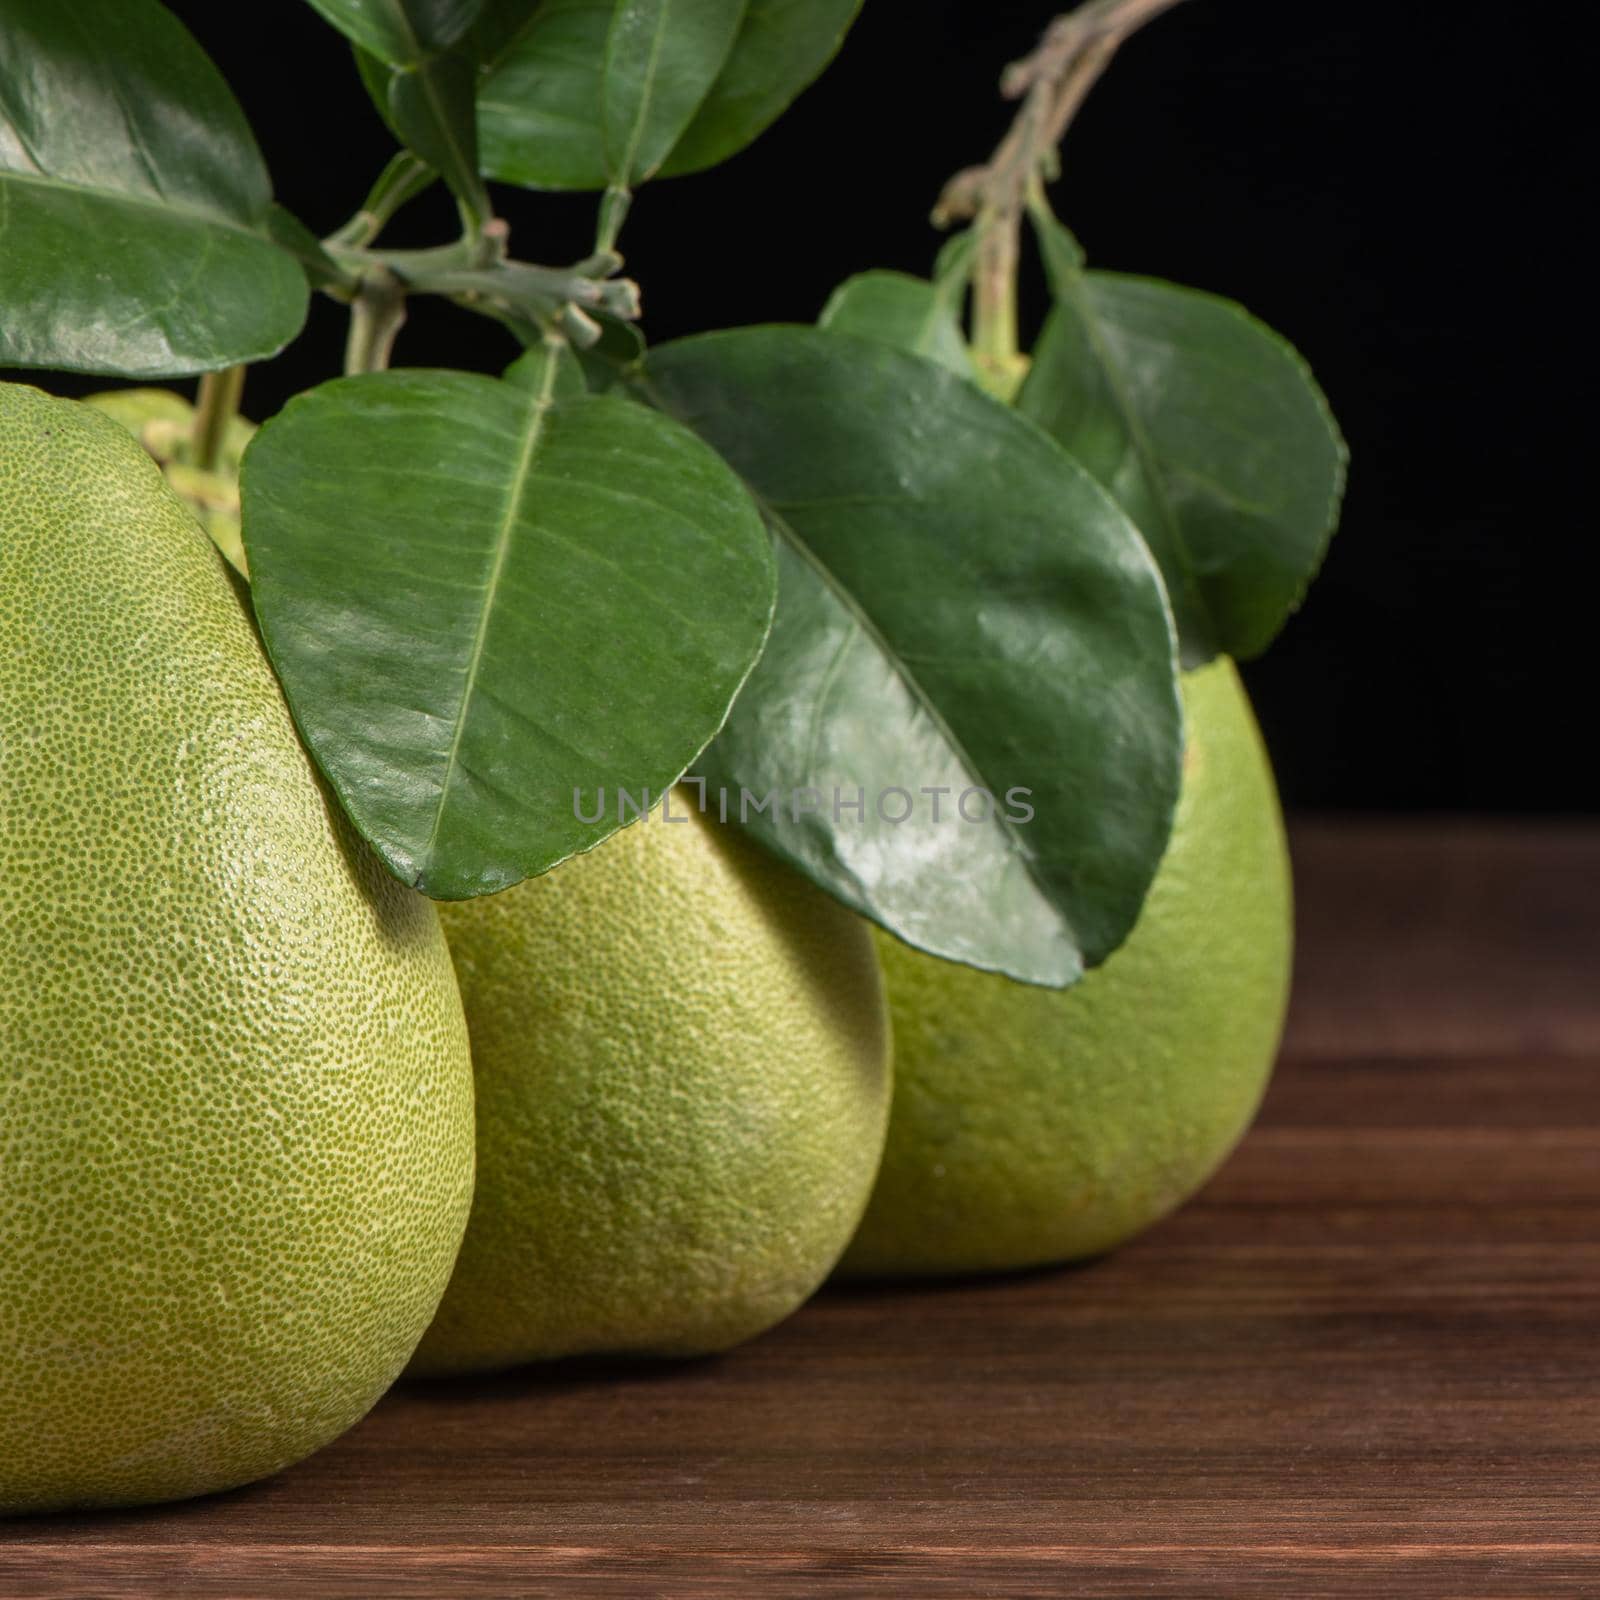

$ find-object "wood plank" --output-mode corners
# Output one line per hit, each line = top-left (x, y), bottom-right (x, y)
(3, 1545), (1600, 1600)
(1284, 817), (1600, 1060)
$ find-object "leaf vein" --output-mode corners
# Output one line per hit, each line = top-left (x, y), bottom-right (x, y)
(419, 359), (561, 865)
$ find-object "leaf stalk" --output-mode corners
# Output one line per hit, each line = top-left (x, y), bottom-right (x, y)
(192, 365), (246, 471)
(325, 152), (437, 251)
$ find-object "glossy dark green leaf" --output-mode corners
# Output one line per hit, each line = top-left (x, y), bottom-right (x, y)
(644, 327), (1182, 986)
(1018, 225), (1347, 664)
(659, 0), (861, 177)
(819, 271), (977, 381)
(465, 0), (541, 62)
(573, 312), (647, 392)
(241, 363), (775, 899)
(603, 0), (745, 184)
(478, 0), (744, 191)
(355, 42), (405, 140)
(502, 336), (586, 396)
(476, 1), (608, 189)
(0, 0), (308, 377)
(266, 203), (348, 292)
(366, 47), (488, 217)
(333, 3), (491, 218)
(304, 0), (485, 64)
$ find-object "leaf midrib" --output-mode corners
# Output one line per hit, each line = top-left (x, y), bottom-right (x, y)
(419, 359), (560, 870)
(752, 490), (1073, 949)
(605, 0), (673, 183)
(0, 162), (269, 239)
(1059, 268), (1207, 628)
(634, 353), (1082, 954)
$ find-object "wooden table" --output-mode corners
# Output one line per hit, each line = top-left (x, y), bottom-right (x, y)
(5, 821), (1598, 1596)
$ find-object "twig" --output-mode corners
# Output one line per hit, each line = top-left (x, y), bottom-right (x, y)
(344, 269), (408, 376)
(935, 0), (1191, 395)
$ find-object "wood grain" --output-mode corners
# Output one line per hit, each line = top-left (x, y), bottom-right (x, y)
(4, 819), (1598, 1597)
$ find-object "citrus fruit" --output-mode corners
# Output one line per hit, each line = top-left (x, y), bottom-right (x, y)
(410, 795), (891, 1375)
(0, 383), (475, 1514)
(838, 655), (1290, 1278)
(82, 386), (254, 574)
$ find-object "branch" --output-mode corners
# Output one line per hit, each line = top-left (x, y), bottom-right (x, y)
(344, 269), (408, 375)
(933, 0), (1191, 396)
(324, 231), (642, 352)
(935, 0), (1192, 229)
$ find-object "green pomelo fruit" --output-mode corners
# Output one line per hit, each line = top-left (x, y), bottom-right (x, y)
(82, 387), (254, 575)
(409, 796), (892, 1375)
(838, 656), (1290, 1279)
(0, 383), (475, 1515)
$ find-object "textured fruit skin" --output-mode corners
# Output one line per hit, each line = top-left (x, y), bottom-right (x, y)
(410, 797), (891, 1375)
(81, 388), (254, 575)
(839, 657), (1290, 1279)
(0, 383), (475, 1515)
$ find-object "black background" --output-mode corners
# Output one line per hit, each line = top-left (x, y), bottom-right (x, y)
(91, 4), (1594, 811)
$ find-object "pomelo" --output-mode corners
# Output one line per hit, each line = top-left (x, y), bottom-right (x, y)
(0, 383), (475, 1514)
(410, 795), (891, 1375)
(82, 386), (254, 574)
(838, 656), (1290, 1278)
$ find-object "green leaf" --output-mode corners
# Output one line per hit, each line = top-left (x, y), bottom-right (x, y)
(573, 312), (647, 392)
(465, 0), (541, 62)
(1018, 223), (1347, 664)
(478, 0), (744, 192)
(476, 0), (610, 189)
(603, 0), (745, 185)
(241, 363), (775, 899)
(369, 48), (489, 218)
(819, 271), (977, 381)
(933, 227), (979, 295)
(660, 0), (862, 177)
(644, 327), (1182, 987)
(265, 204), (348, 292)
(502, 337), (586, 396)
(304, 0), (485, 64)
(355, 42), (405, 140)
(0, 0), (308, 377)
(1031, 207), (1086, 293)
(332, 6), (492, 218)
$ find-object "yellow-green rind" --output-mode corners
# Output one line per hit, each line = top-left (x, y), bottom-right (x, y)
(411, 798), (892, 1376)
(839, 656), (1291, 1279)
(0, 383), (475, 1515)
(82, 387), (253, 574)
